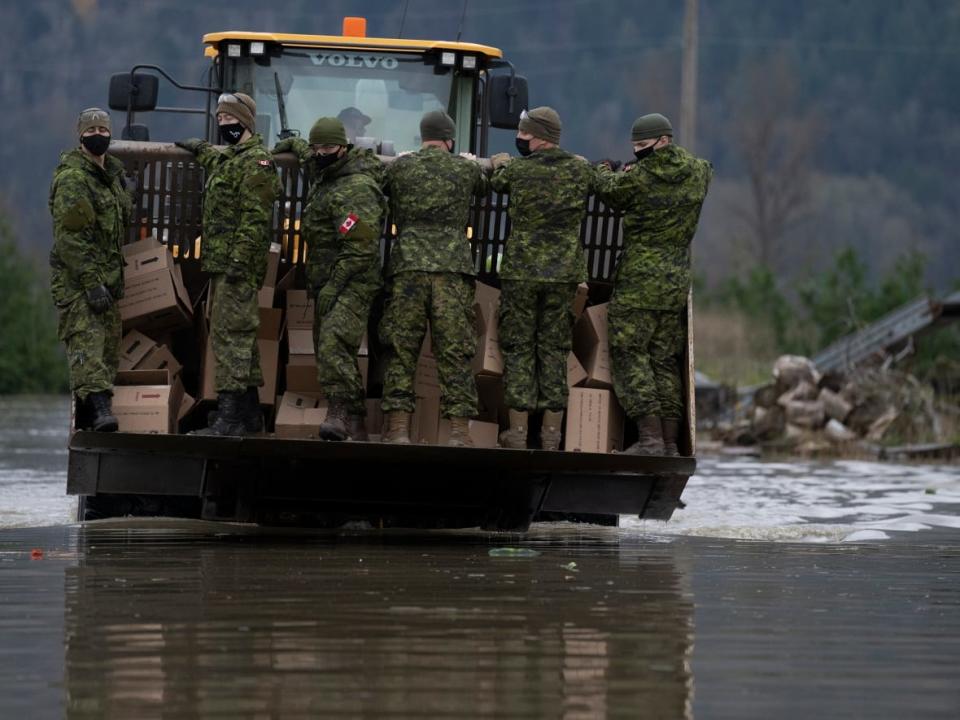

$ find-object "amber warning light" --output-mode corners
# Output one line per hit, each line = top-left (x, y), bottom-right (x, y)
(342, 17), (367, 37)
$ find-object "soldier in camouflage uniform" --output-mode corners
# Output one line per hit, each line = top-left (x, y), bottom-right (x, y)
(274, 118), (386, 441)
(597, 113), (712, 455)
(379, 110), (487, 447)
(489, 107), (599, 451)
(176, 93), (282, 436)
(49, 108), (131, 432)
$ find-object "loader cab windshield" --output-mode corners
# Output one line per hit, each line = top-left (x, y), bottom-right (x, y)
(223, 48), (472, 153)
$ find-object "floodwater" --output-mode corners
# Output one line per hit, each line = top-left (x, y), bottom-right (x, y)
(1, 395), (959, 718)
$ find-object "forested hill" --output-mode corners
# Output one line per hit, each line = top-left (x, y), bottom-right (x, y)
(2, 0), (958, 290)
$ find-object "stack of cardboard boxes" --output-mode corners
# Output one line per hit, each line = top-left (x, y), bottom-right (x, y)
(112, 238), (194, 433)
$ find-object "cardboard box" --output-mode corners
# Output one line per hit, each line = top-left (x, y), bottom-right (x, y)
(565, 387), (624, 454)
(437, 419), (500, 448)
(287, 328), (315, 357)
(365, 399), (383, 438)
(286, 289), (314, 331)
(118, 330), (158, 371)
(410, 353), (441, 444)
(263, 242), (282, 289)
(139, 343), (183, 378)
(274, 392), (328, 438)
(113, 369), (184, 434)
(472, 282), (503, 376)
(285, 355), (324, 395)
(178, 391), (196, 423)
(572, 282), (590, 319)
(573, 303), (613, 389)
(258, 286), (275, 309)
(476, 374), (505, 425)
(567, 351), (588, 388)
(119, 243), (193, 333)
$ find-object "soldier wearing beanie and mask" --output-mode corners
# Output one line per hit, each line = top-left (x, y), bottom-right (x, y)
(488, 107), (600, 451)
(274, 118), (386, 441)
(175, 92), (282, 436)
(597, 113), (712, 456)
(378, 110), (488, 446)
(49, 107), (132, 432)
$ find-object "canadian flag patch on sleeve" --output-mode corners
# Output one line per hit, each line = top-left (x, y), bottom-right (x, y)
(339, 213), (359, 234)
(258, 159), (272, 167)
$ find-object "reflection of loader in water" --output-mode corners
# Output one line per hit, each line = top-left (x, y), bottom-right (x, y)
(64, 527), (693, 718)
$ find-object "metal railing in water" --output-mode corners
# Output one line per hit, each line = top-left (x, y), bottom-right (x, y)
(111, 140), (625, 286)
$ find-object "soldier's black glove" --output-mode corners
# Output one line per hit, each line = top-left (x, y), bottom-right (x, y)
(175, 138), (204, 154)
(85, 284), (113, 314)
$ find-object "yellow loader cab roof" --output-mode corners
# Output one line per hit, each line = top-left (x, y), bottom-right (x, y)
(202, 31), (503, 60)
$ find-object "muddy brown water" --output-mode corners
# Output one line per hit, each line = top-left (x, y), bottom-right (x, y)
(1, 396), (959, 718)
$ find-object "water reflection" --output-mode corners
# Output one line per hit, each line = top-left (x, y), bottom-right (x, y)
(64, 526), (693, 718)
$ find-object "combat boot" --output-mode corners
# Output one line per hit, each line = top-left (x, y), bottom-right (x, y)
(662, 419), (681, 457)
(192, 391), (245, 436)
(87, 391), (118, 433)
(319, 400), (350, 441)
(540, 409), (564, 451)
(446, 417), (474, 448)
(243, 386), (264, 433)
(348, 413), (368, 442)
(206, 387), (263, 433)
(382, 411), (411, 444)
(623, 416), (664, 455)
(499, 409), (528, 449)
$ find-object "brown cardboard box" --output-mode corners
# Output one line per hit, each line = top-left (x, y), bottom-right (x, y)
(567, 351), (588, 388)
(572, 282), (590, 319)
(139, 343), (183, 378)
(287, 328), (315, 357)
(118, 330), (157, 371)
(263, 242), (282, 289)
(437, 419), (500, 448)
(285, 355), (324, 395)
(178, 391), (196, 423)
(564, 387), (624, 454)
(475, 374), (505, 425)
(573, 303), (613, 389)
(274, 392), (328, 438)
(411, 353), (441, 444)
(119, 243), (193, 332)
(286, 289), (314, 331)
(472, 282), (504, 376)
(113, 369), (184, 434)
(365, 398), (383, 438)
(258, 286), (275, 309)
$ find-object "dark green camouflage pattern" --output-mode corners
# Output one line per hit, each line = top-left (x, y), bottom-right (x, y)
(48, 149), (130, 306)
(209, 276), (263, 392)
(597, 143), (712, 309)
(280, 140), (386, 415)
(192, 134), (281, 285)
(489, 148), (598, 283)
(609, 302), (685, 420)
(314, 279), (378, 415)
(383, 146), (487, 277)
(280, 140), (386, 292)
(499, 280), (576, 412)
(380, 272), (477, 418)
(56, 300), (121, 400)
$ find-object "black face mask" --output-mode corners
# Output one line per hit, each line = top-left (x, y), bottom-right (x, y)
(219, 123), (245, 145)
(81, 133), (111, 156)
(314, 151), (340, 172)
(633, 141), (657, 162)
(515, 137), (532, 156)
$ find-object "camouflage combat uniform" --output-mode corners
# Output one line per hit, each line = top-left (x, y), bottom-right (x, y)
(192, 134), (281, 393)
(287, 140), (386, 415)
(380, 145), (487, 419)
(48, 149), (130, 399)
(597, 143), (712, 420)
(490, 149), (598, 411)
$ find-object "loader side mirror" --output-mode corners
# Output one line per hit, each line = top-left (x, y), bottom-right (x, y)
(488, 74), (528, 129)
(108, 73), (159, 112)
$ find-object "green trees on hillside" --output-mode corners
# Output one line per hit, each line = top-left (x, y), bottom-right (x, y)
(0, 216), (67, 394)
